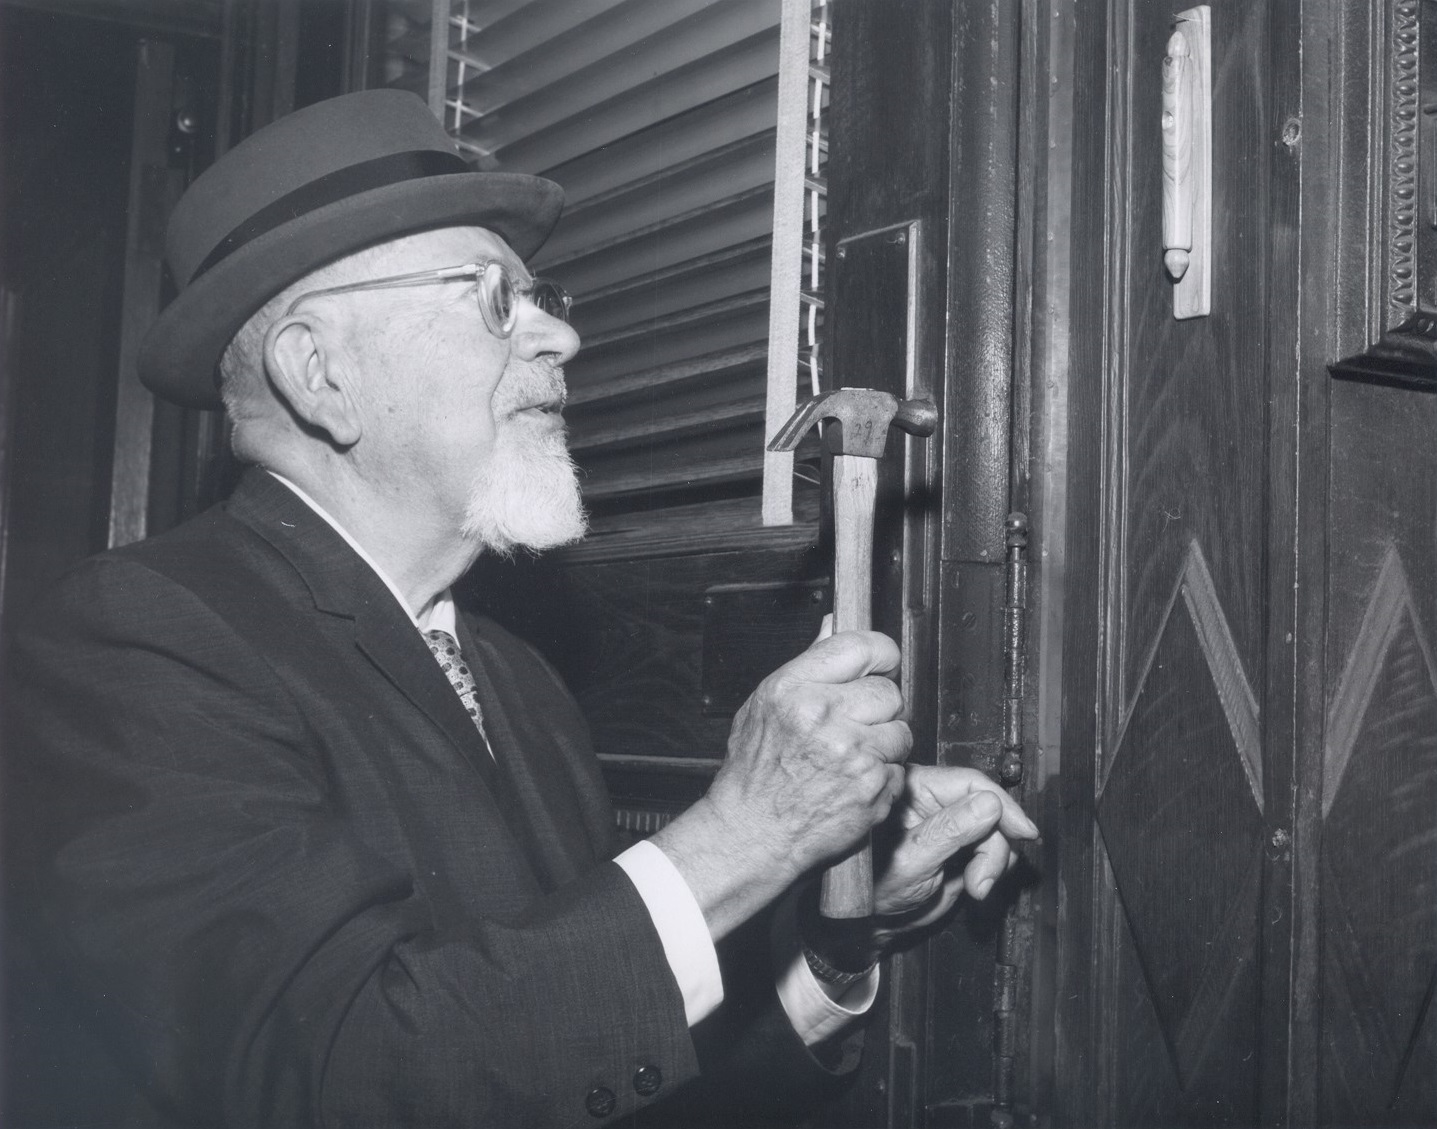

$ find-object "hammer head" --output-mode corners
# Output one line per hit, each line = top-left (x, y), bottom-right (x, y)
(767, 388), (938, 459)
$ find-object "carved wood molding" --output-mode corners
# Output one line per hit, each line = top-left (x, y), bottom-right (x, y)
(1387, 0), (1420, 324)
(1179, 541), (1263, 808)
(1105, 539), (1262, 811)
(1323, 545), (1437, 815)
(1329, 311), (1437, 391)
(1331, 0), (1437, 391)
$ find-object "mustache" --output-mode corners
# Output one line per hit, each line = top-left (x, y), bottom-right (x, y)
(497, 363), (567, 414)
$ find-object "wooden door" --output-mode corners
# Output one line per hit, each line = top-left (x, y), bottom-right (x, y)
(1306, 1), (1437, 1122)
(1053, 0), (1304, 1124)
(1043, 0), (1437, 1125)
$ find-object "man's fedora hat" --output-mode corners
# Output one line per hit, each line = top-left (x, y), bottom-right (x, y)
(138, 89), (564, 410)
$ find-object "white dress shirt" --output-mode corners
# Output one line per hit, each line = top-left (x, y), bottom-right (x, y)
(266, 471), (876, 1045)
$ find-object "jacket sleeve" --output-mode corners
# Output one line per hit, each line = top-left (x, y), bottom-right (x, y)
(645, 909), (864, 1128)
(4, 556), (697, 1129)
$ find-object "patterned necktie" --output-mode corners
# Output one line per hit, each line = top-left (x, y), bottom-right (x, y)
(423, 629), (493, 755)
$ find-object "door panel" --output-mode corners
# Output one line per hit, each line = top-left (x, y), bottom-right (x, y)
(1310, 0), (1437, 1120)
(1059, 0), (1295, 1123)
(1055, 0), (1437, 1124)
(1318, 379), (1437, 1125)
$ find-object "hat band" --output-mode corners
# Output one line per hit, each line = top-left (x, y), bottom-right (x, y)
(192, 149), (472, 281)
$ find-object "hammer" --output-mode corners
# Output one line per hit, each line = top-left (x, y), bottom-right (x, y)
(768, 387), (938, 918)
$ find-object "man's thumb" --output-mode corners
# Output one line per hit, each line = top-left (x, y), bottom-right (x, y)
(914, 791), (1003, 854)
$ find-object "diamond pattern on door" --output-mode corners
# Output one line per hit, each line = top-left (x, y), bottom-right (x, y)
(1098, 540), (1263, 1088)
(1321, 547), (1437, 1118)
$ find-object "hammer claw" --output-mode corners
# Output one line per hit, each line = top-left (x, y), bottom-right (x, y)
(767, 388), (936, 460)
(766, 391), (837, 453)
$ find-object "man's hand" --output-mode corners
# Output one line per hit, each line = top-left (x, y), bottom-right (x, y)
(873, 765), (1038, 921)
(798, 766), (1040, 973)
(652, 630), (912, 939)
(713, 629), (912, 871)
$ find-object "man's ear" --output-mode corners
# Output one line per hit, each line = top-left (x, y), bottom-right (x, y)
(263, 314), (363, 447)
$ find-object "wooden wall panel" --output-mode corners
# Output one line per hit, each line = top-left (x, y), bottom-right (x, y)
(1308, 0), (1437, 1121)
(1116, 3), (1273, 700)
(1058, 0), (1299, 1123)
(1107, 892), (1184, 1127)
(1096, 0), (1276, 1115)
(1041, 0), (1437, 1121)
(1318, 378), (1437, 1126)
(466, 541), (824, 762)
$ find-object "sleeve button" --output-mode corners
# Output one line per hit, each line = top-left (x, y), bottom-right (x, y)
(585, 1086), (617, 1118)
(633, 1064), (663, 1096)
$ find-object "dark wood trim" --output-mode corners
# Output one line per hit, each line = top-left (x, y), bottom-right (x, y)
(147, 0), (311, 538)
(1088, 10), (1130, 1123)
(1051, 0), (1111, 1121)
(1257, 0), (1306, 1123)
(939, 2), (1018, 571)
(596, 754), (723, 775)
(214, 0), (241, 154)
(0, 289), (18, 629)
(340, 0), (385, 94)
(0, 0), (221, 39)
(108, 38), (177, 549)
(552, 520), (819, 565)
(1016, 0), (1076, 1117)
(1329, 312), (1437, 392)
(1285, 2), (1367, 1122)
(215, 0), (300, 152)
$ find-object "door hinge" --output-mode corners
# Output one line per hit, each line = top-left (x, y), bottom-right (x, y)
(998, 512), (1029, 786)
(991, 512), (1030, 1129)
(992, 957), (1019, 1124)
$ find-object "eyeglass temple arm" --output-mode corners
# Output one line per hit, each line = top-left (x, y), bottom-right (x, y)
(307, 264), (484, 299)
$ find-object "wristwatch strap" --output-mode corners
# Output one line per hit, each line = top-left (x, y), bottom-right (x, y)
(801, 938), (877, 987)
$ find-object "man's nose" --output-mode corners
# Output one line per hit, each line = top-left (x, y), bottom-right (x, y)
(510, 301), (580, 366)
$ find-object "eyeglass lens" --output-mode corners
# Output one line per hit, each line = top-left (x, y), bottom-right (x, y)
(482, 262), (515, 335)
(527, 280), (570, 321)
(479, 263), (570, 335)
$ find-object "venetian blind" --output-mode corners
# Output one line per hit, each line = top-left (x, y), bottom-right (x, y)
(381, 0), (826, 544)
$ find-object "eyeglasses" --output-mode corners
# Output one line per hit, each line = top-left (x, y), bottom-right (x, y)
(284, 261), (572, 339)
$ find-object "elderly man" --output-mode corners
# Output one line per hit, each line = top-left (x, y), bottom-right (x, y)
(4, 91), (1036, 1127)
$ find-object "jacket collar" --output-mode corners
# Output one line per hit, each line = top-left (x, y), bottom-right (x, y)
(224, 468), (501, 786)
(223, 468), (399, 618)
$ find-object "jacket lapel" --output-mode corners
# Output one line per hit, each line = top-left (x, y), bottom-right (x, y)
(349, 612), (505, 791)
(225, 470), (503, 792)
(456, 612), (613, 889)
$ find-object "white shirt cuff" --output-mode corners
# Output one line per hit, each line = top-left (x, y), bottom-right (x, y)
(614, 840), (724, 1027)
(772, 889), (880, 1046)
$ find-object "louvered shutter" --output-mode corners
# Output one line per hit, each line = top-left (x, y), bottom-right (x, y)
(376, 0), (827, 544)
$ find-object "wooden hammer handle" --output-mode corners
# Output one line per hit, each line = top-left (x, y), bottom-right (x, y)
(820, 454), (879, 919)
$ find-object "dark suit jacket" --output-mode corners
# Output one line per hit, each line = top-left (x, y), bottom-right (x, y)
(3, 470), (848, 1128)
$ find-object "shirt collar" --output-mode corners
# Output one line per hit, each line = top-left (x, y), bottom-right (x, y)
(264, 470), (457, 637)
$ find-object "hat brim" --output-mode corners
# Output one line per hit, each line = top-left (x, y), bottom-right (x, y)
(138, 171), (564, 410)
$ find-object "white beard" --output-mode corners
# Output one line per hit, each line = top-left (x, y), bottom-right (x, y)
(461, 404), (587, 556)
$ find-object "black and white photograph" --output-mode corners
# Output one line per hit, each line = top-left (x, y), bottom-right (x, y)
(0, 2), (1433, 1127)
